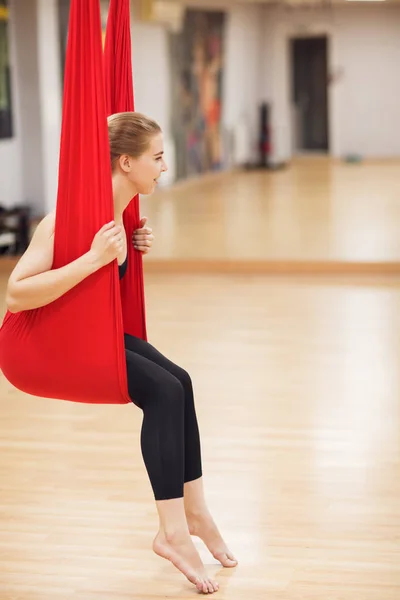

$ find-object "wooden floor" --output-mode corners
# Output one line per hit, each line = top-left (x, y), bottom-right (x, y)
(1, 265), (400, 599)
(1, 160), (400, 597)
(142, 157), (400, 272)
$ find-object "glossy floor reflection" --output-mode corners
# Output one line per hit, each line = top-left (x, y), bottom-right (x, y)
(142, 157), (400, 263)
(1, 271), (399, 598)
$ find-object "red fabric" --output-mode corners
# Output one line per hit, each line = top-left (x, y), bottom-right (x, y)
(0, 0), (130, 404)
(104, 0), (147, 341)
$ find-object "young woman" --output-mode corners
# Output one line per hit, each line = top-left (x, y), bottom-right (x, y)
(5, 112), (237, 595)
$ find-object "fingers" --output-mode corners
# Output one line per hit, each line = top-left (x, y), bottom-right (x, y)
(133, 225), (154, 254)
(134, 245), (150, 254)
(112, 236), (124, 248)
(134, 226), (153, 235)
(112, 232), (124, 244)
(99, 220), (117, 233)
(98, 221), (155, 256)
(134, 238), (153, 247)
(133, 232), (154, 243)
(133, 237), (153, 252)
(105, 227), (124, 253)
(104, 225), (122, 239)
(104, 220), (116, 228)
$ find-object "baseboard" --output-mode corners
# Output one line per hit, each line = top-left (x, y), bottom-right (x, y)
(2, 256), (400, 277)
(143, 259), (400, 276)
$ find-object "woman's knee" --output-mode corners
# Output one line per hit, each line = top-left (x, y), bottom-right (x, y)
(153, 373), (185, 412)
(173, 366), (193, 392)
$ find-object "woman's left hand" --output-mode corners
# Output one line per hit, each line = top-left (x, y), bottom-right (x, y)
(133, 217), (154, 254)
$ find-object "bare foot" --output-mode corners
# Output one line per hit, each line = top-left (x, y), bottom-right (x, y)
(153, 529), (219, 594)
(187, 510), (238, 568)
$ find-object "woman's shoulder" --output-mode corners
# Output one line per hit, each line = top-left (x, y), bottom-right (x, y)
(33, 211), (56, 238)
(26, 212), (56, 254)
(43, 210), (56, 228)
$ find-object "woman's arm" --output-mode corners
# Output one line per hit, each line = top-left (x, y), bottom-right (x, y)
(5, 215), (122, 313)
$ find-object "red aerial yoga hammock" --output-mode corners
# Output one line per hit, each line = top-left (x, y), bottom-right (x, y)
(0, 0), (143, 405)
(104, 0), (147, 342)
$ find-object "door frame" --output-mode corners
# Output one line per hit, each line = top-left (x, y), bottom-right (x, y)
(285, 27), (334, 156)
(290, 34), (330, 153)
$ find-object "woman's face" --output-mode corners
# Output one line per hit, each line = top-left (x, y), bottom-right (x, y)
(126, 132), (168, 195)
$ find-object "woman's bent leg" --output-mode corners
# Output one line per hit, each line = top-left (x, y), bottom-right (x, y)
(125, 336), (237, 570)
(125, 349), (185, 500)
(125, 334), (202, 484)
(125, 348), (219, 594)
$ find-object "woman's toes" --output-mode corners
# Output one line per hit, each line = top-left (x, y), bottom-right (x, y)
(199, 578), (209, 594)
(215, 551), (237, 567)
(227, 551), (238, 563)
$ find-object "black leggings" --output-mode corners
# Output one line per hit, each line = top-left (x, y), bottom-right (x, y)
(124, 333), (202, 501)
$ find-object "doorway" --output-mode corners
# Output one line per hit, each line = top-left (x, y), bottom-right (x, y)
(290, 36), (329, 152)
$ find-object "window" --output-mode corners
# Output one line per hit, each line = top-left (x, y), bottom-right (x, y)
(0, 0), (13, 139)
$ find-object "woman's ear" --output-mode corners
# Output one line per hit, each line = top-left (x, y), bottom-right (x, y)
(119, 154), (131, 173)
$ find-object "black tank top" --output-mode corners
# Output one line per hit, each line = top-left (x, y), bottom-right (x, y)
(119, 254), (128, 280)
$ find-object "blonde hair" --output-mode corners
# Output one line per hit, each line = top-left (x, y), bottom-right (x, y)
(107, 112), (162, 171)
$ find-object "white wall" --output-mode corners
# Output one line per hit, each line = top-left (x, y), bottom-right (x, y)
(260, 5), (293, 164)
(130, 10), (175, 184)
(1, 0), (61, 216)
(332, 6), (400, 158)
(37, 0), (62, 214)
(0, 0), (278, 213)
(152, 0), (265, 166)
(0, 0), (22, 209)
(3, 1), (400, 216)
(261, 5), (400, 160)
(131, 0), (265, 170)
(13, 0), (44, 215)
(222, 3), (264, 165)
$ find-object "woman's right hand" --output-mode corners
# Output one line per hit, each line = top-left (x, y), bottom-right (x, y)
(90, 221), (124, 267)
